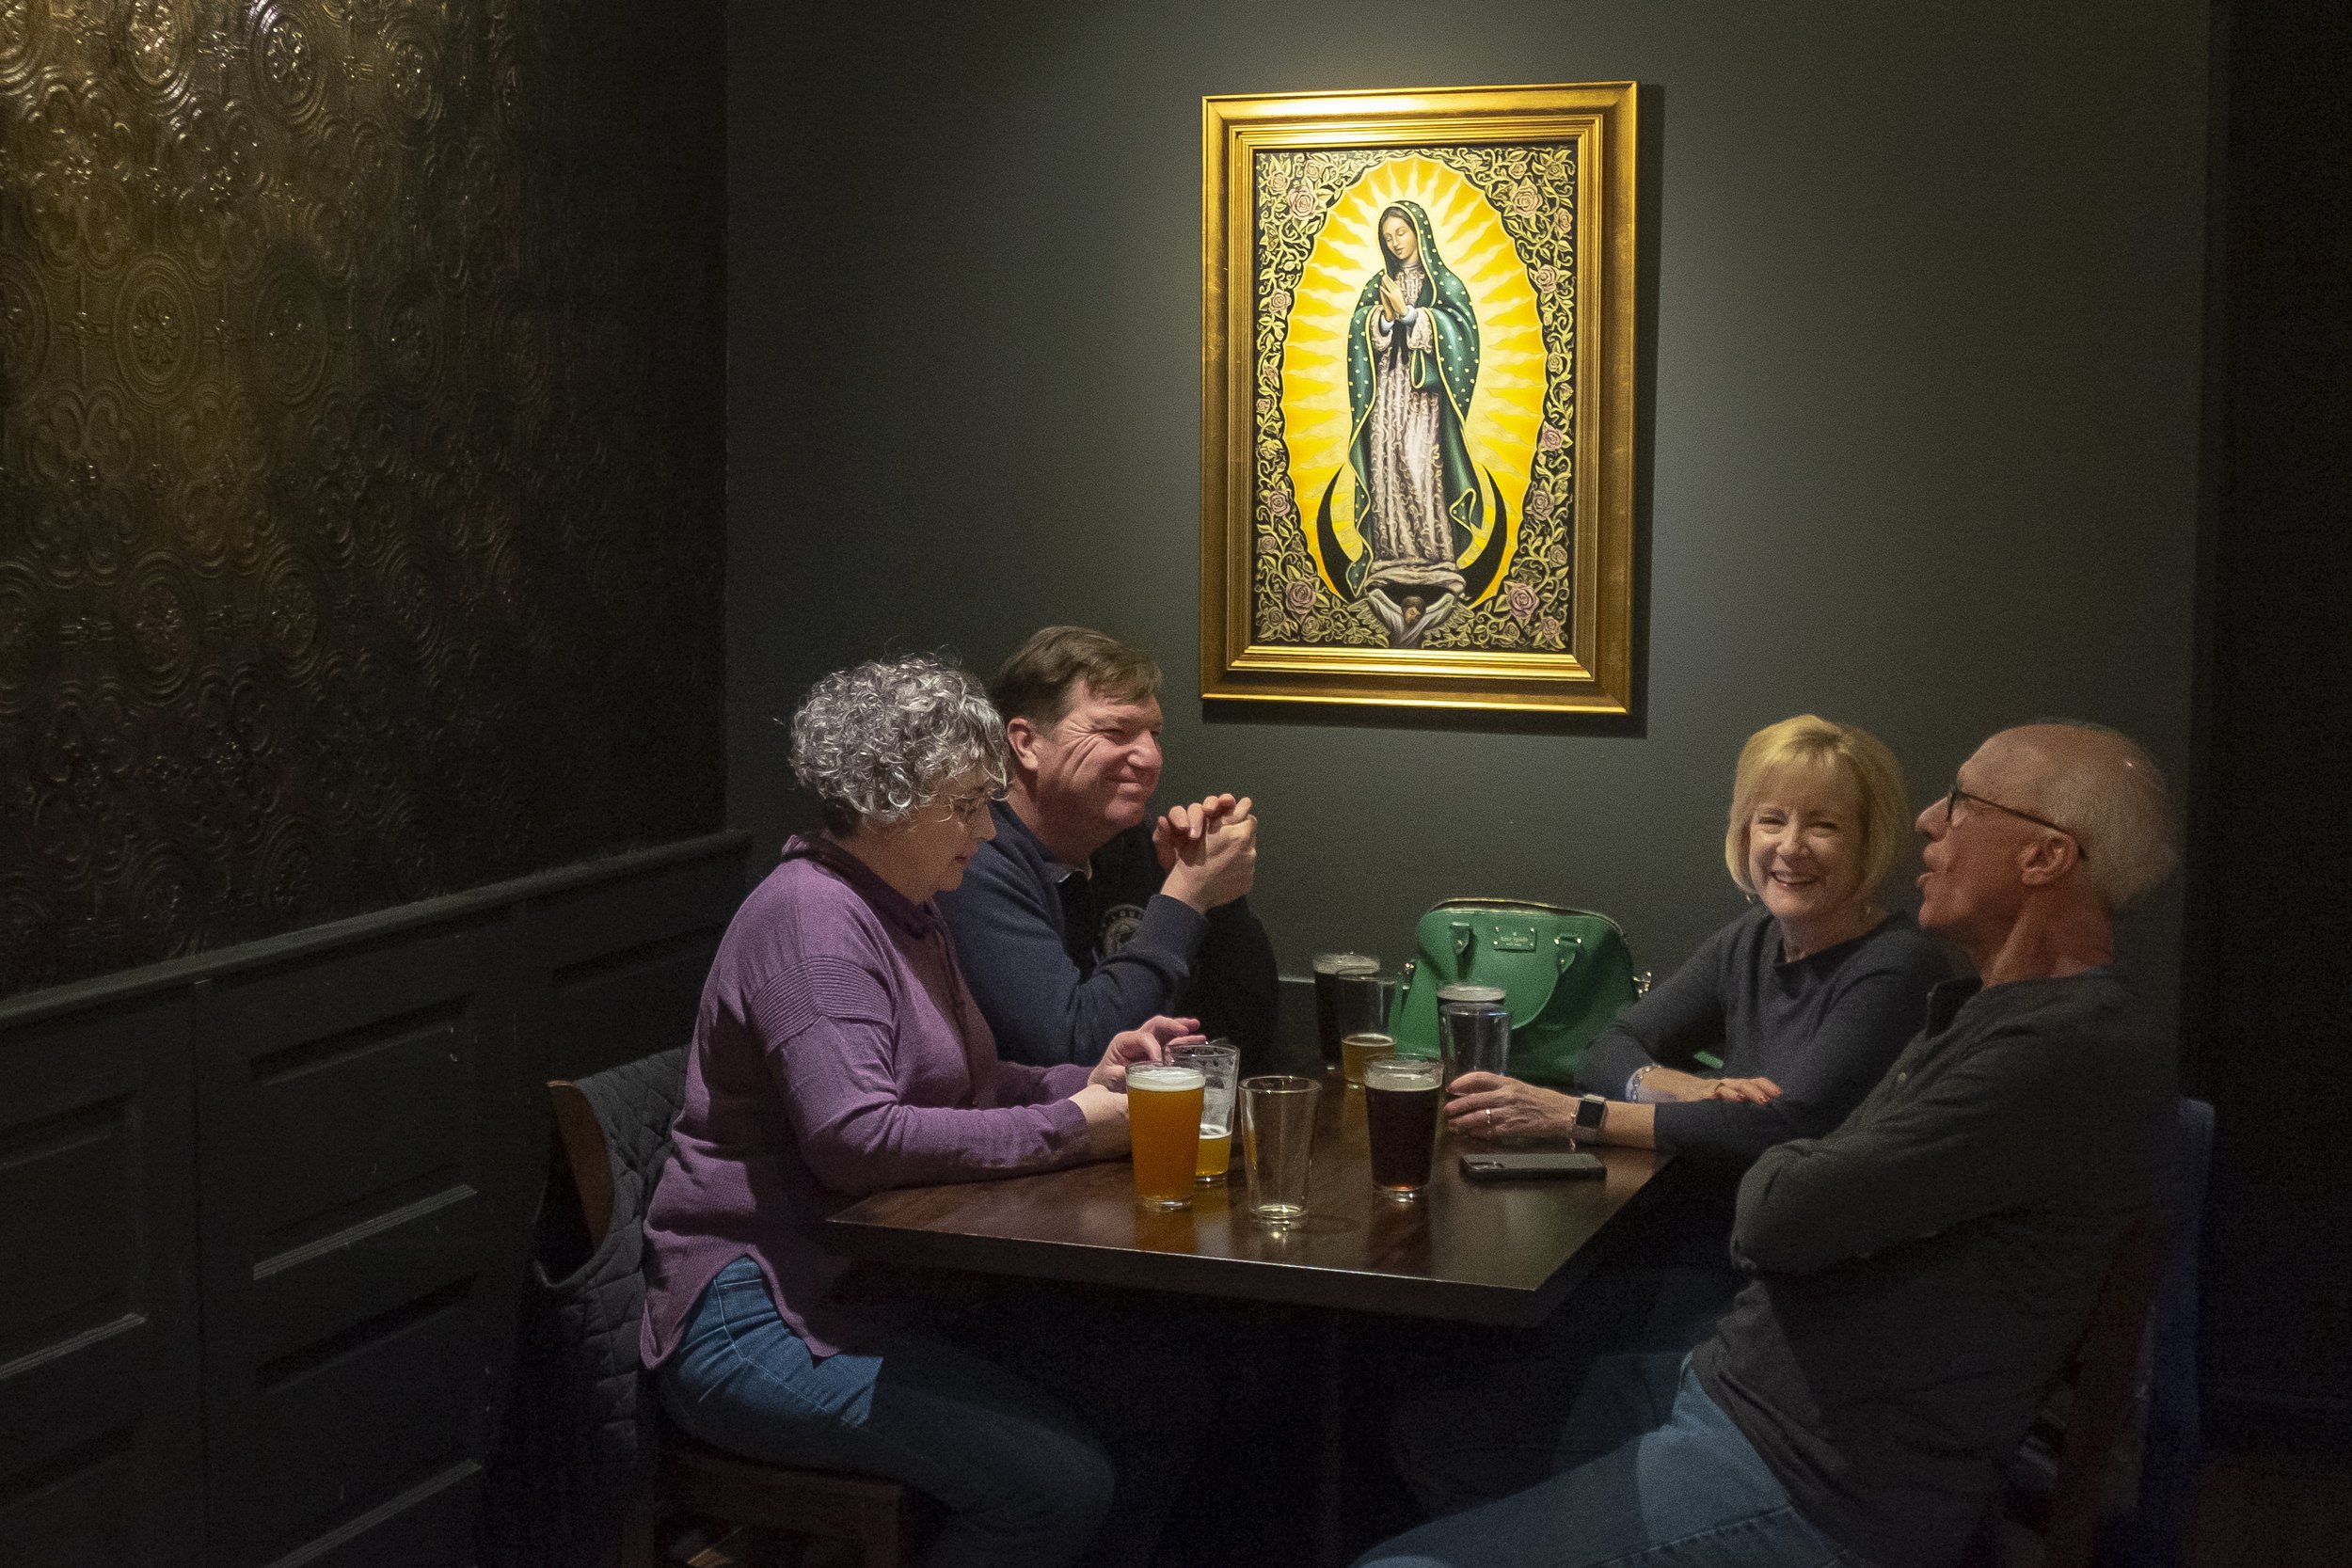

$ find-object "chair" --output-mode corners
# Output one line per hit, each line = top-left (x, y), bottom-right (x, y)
(1972, 1097), (2214, 1568)
(2101, 1096), (2213, 1568)
(545, 1075), (923, 1568)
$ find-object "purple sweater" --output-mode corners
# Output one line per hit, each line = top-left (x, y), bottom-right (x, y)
(640, 835), (1094, 1364)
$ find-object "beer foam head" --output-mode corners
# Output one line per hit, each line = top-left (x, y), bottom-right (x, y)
(1312, 952), (1380, 975)
(1127, 1063), (1205, 1093)
(1364, 1057), (1441, 1090)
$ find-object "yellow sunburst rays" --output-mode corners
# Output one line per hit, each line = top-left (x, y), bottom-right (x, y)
(1277, 153), (1545, 602)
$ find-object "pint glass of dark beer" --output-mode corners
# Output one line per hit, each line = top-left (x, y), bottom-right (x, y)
(1363, 1056), (1443, 1200)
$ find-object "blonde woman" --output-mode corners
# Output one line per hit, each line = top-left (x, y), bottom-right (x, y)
(1449, 715), (1950, 1159)
(1408, 717), (1957, 1517)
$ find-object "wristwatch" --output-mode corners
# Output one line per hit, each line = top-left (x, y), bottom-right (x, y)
(1574, 1093), (1608, 1133)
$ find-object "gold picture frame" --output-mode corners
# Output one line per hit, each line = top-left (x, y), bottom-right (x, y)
(1200, 82), (1637, 715)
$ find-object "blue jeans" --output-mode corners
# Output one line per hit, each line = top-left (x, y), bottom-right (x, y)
(1358, 1353), (1869, 1568)
(656, 1258), (1116, 1568)
(1390, 1261), (1740, 1519)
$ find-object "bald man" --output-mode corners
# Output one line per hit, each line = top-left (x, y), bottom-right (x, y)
(1361, 722), (2179, 1568)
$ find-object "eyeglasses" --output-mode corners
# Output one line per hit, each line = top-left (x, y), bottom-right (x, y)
(1941, 785), (2088, 860)
(934, 789), (1001, 828)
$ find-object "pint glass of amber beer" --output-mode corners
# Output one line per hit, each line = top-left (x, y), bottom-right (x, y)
(1126, 1062), (1206, 1210)
(1173, 1041), (1240, 1182)
(1311, 953), (1381, 1069)
(1341, 1030), (1396, 1088)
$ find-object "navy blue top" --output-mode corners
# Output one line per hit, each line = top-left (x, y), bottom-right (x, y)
(1578, 906), (1960, 1169)
(937, 801), (1279, 1069)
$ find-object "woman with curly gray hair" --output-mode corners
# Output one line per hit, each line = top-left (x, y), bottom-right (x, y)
(639, 655), (1197, 1568)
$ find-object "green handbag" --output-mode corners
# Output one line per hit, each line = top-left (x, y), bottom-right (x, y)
(1388, 899), (1641, 1087)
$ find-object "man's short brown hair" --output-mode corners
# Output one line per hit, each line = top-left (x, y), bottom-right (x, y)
(990, 626), (1162, 727)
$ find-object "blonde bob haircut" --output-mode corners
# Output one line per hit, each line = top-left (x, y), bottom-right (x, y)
(1724, 716), (1912, 899)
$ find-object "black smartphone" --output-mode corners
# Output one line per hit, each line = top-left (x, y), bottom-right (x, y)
(1459, 1150), (1605, 1181)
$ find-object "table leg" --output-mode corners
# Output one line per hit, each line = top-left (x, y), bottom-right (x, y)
(1313, 1311), (1349, 1567)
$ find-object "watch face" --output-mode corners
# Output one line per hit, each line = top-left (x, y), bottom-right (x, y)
(1576, 1095), (1606, 1130)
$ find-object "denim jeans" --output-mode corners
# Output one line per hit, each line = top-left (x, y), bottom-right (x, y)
(1390, 1261), (1740, 1519)
(1357, 1353), (1869, 1568)
(655, 1258), (1115, 1568)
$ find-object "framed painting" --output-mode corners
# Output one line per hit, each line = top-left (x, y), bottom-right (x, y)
(1200, 82), (1637, 714)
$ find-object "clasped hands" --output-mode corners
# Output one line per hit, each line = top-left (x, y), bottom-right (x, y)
(1152, 792), (1258, 913)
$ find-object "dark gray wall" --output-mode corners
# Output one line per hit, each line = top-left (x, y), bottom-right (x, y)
(2185, 0), (2352, 1442)
(725, 1), (2206, 1013)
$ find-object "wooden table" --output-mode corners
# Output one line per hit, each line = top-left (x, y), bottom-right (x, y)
(828, 1071), (1666, 1564)
(827, 1069), (1665, 1328)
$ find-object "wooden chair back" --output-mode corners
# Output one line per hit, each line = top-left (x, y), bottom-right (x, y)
(540, 1077), (919, 1568)
(549, 1080), (615, 1247)
(2039, 1205), (2169, 1568)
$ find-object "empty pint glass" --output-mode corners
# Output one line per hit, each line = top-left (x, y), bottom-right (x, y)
(1240, 1074), (1320, 1228)
(1126, 1062), (1205, 1211)
(1439, 997), (1512, 1094)
(1311, 953), (1382, 1069)
(1363, 1056), (1443, 1200)
(1173, 1040), (1240, 1182)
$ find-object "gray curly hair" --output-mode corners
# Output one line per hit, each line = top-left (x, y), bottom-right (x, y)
(789, 656), (1009, 834)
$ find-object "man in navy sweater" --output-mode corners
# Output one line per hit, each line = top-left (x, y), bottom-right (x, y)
(938, 626), (1280, 1069)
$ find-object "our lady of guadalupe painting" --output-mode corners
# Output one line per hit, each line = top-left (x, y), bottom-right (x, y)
(1200, 84), (1637, 714)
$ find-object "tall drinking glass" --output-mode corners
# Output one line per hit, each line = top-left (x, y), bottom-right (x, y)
(1240, 1074), (1320, 1228)
(1174, 1040), (1240, 1182)
(1326, 971), (1398, 1081)
(1363, 1056), (1443, 1200)
(1439, 1001), (1512, 1095)
(1126, 1062), (1205, 1211)
(1311, 953), (1381, 1069)
(1341, 1030), (1396, 1088)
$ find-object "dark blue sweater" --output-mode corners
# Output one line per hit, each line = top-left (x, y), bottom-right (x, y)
(1697, 971), (2173, 1567)
(937, 801), (1279, 1069)
(1578, 906), (1959, 1169)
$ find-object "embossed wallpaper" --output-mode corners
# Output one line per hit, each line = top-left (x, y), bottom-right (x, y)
(0, 1), (726, 998)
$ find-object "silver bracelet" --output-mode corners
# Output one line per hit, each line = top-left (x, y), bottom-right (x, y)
(1627, 1064), (1656, 1102)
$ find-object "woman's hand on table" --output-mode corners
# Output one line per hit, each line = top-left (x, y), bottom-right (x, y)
(1636, 1065), (1773, 1103)
(1088, 1015), (1203, 1089)
(1443, 1073), (1577, 1143)
(1071, 1084), (1132, 1158)
(1702, 1075), (1783, 1104)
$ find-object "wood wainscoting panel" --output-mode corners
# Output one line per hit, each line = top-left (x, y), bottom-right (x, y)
(0, 830), (747, 1565)
(0, 997), (205, 1567)
(195, 920), (517, 1568)
(522, 845), (745, 1087)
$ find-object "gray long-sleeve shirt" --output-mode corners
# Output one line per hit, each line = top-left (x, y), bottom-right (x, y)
(1695, 971), (2175, 1568)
